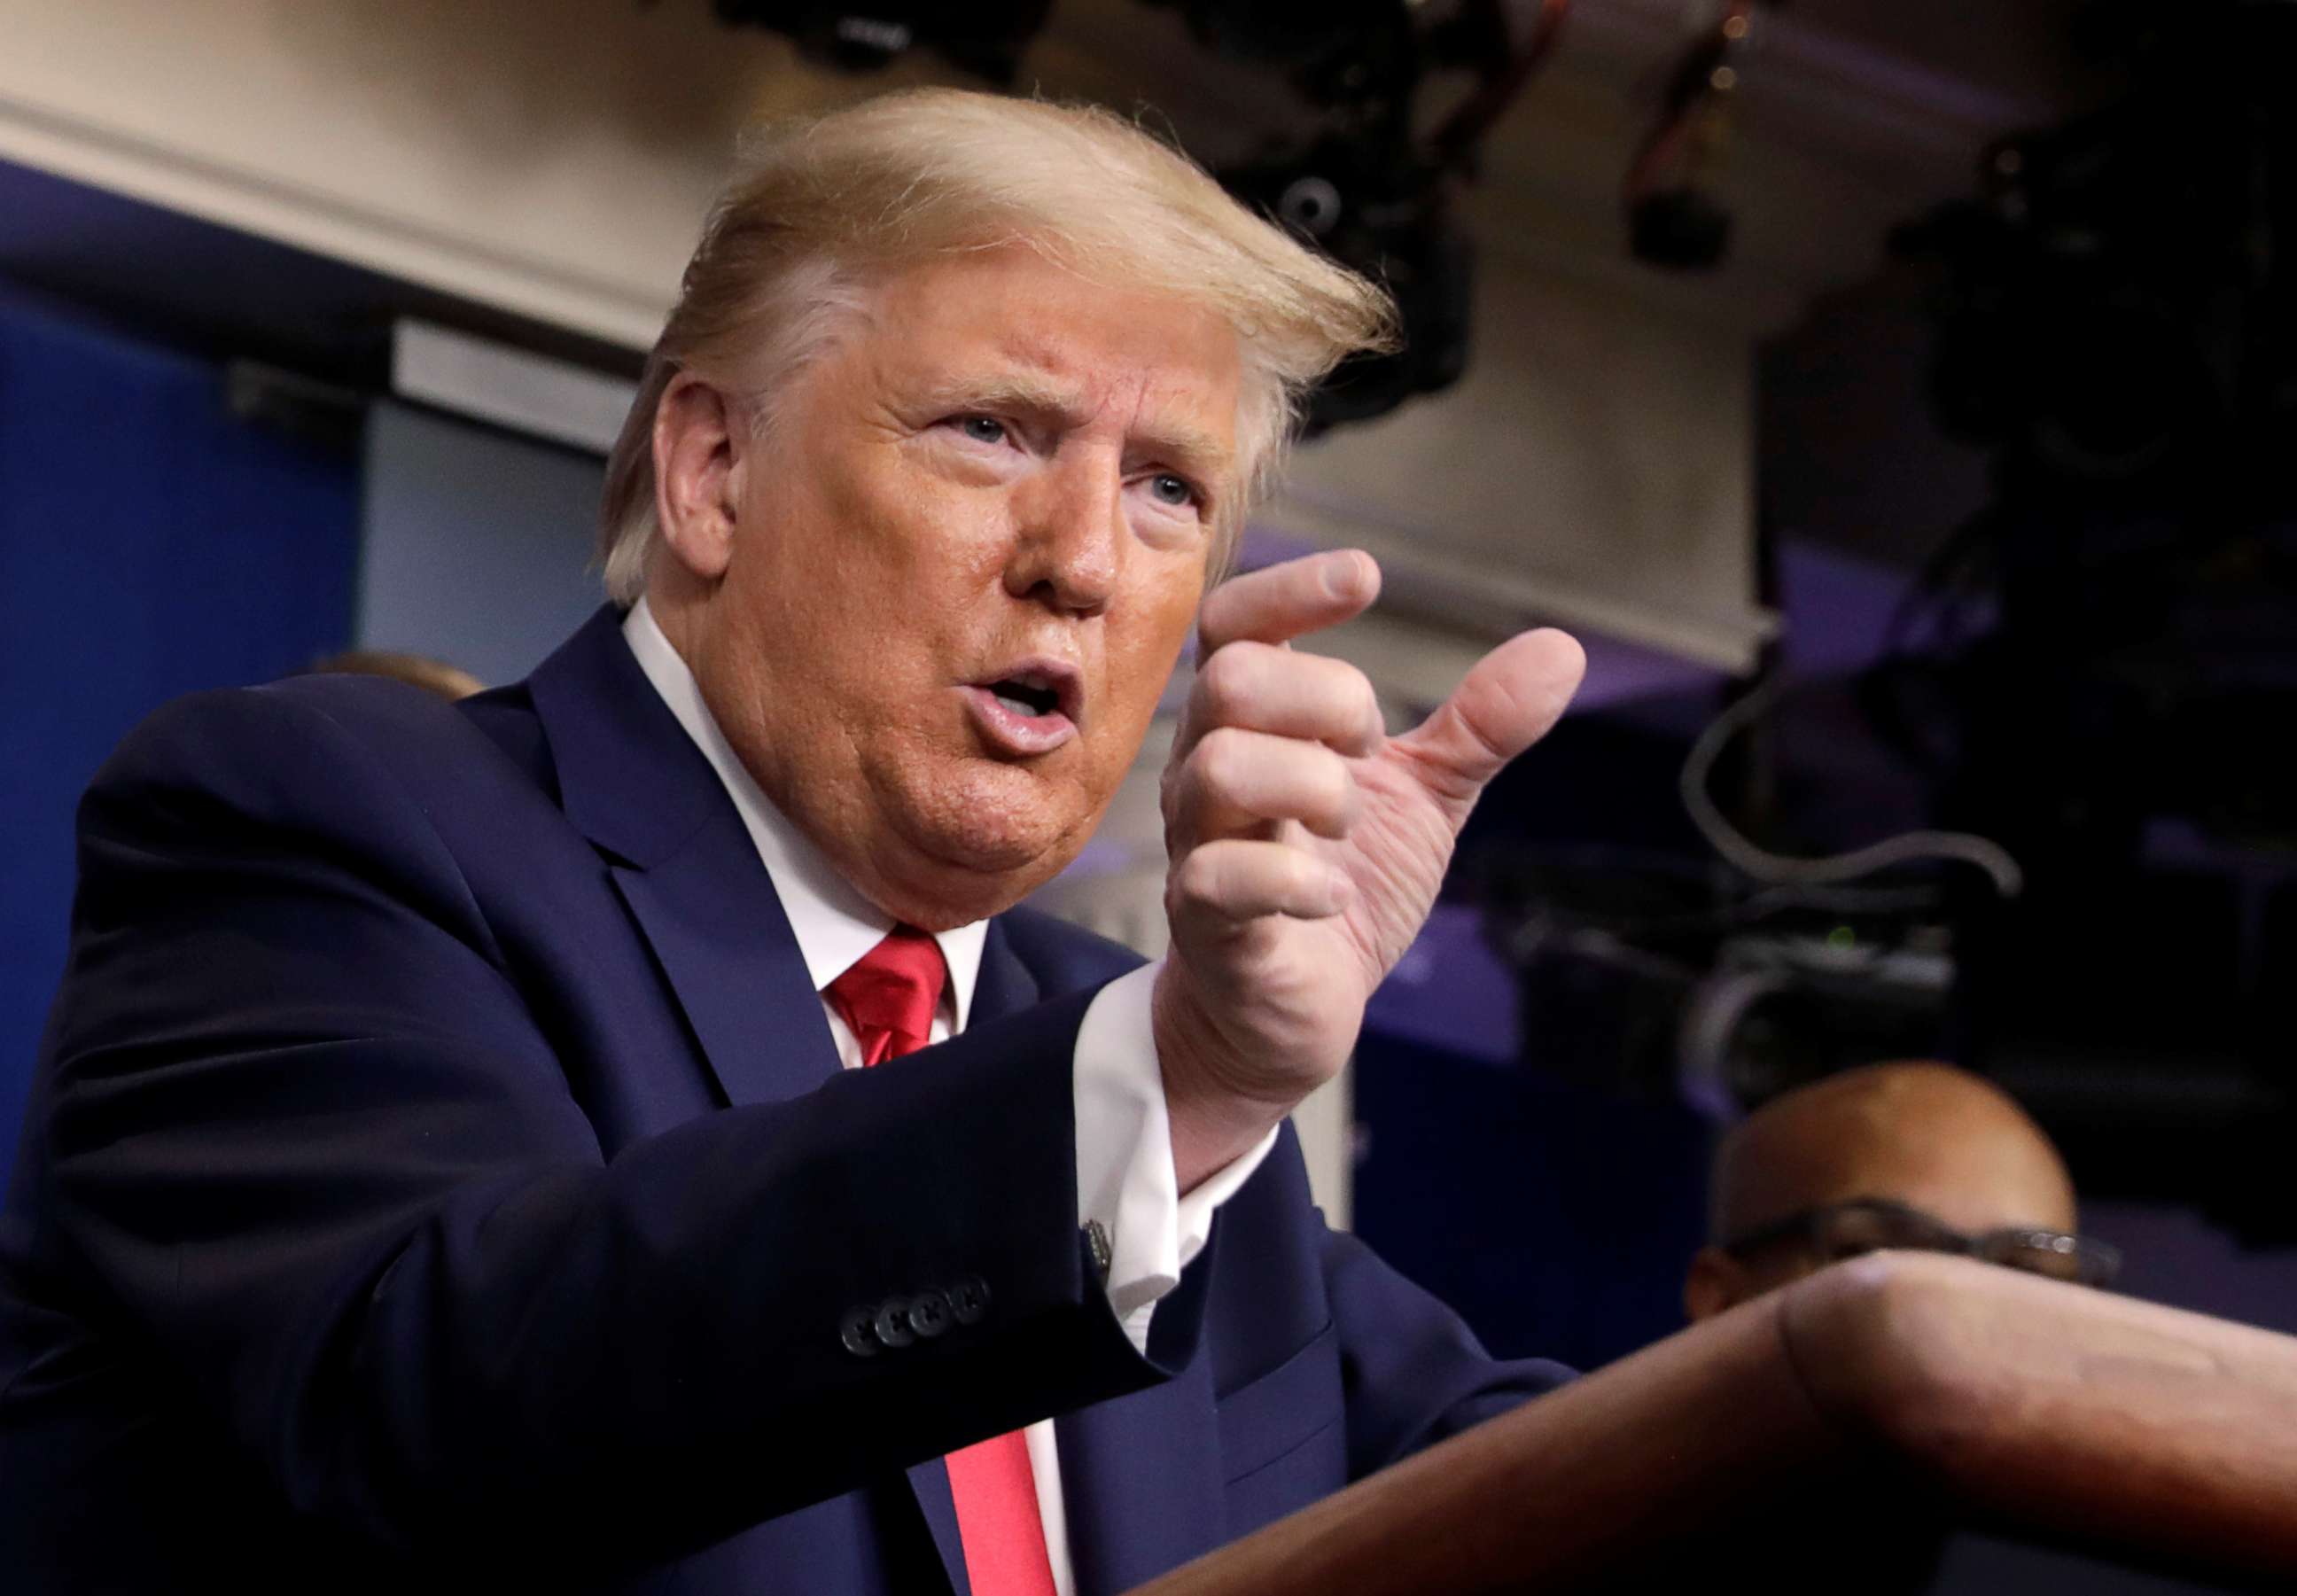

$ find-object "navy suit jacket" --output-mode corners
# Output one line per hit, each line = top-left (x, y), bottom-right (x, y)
(0, 606), (1569, 1593)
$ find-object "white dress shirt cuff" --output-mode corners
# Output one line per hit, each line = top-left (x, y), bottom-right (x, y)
(1072, 961), (1281, 1356)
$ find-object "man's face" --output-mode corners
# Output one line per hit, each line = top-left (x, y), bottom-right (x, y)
(682, 246), (1239, 928)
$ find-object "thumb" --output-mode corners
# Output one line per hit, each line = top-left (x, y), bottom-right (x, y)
(1393, 628), (1585, 807)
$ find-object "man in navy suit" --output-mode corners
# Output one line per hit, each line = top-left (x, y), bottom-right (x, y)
(0, 90), (1585, 1592)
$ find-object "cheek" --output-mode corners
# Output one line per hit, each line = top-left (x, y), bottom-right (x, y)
(1087, 564), (1201, 759)
(1114, 561), (1204, 685)
(851, 448), (1009, 569)
(785, 481), (1008, 681)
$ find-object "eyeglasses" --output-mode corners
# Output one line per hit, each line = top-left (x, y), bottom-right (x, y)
(1720, 1196), (2122, 1288)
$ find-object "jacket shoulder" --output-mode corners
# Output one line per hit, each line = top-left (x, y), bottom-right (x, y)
(79, 677), (572, 947)
(93, 674), (544, 821)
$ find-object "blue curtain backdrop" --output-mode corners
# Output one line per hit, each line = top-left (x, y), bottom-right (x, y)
(0, 288), (359, 1182)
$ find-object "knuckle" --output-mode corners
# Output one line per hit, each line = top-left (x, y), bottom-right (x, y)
(1351, 673), (1382, 732)
(1195, 644), (1260, 722)
(1302, 658), (1366, 733)
(1315, 658), (1373, 728)
(1159, 757), (1186, 812)
(1172, 846), (1225, 907)
(1193, 726), (1251, 793)
(1281, 847), (1327, 903)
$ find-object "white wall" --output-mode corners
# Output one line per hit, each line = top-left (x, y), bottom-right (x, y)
(0, 0), (805, 345)
(356, 402), (607, 689)
(1274, 261), (1764, 673)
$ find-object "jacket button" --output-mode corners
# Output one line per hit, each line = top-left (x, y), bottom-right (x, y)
(874, 1298), (917, 1350)
(948, 1275), (991, 1326)
(907, 1288), (952, 1339)
(840, 1307), (878, 1358)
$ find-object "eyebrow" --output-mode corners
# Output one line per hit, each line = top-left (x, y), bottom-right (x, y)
(923, 369), (1238, 493)
(1133, 417), (1237, 494)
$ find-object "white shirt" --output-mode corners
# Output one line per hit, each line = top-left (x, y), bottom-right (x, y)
(622, 601), (1275, 1594)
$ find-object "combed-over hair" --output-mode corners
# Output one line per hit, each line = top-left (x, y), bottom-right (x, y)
(597, 89), (1397, 602)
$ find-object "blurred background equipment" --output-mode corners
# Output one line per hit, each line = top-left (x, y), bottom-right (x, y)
(1872, 0), (2297, 1241)
(1157, 0), (1574, 432)
(1468, 0), (2295, 1231)
(1474, 836), (1961, 1113)
(710, 0), (1056, 80)
(1622, 0), (1770, 270)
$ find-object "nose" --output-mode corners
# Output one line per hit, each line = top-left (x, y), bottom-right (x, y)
(1003, 448), (1122, 618)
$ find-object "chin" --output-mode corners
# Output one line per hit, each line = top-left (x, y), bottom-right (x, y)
(889, 765), (1093, 904)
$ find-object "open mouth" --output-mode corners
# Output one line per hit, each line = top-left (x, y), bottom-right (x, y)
(977, 659), (1078, 724)
(964, 659), (1082, 755)
(988, 674), (1063, 720)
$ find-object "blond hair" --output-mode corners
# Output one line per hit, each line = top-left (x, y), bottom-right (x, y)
(597, 89), (1396, 602)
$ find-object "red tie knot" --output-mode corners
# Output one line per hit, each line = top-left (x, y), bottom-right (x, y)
(824, 925), (947, 1066)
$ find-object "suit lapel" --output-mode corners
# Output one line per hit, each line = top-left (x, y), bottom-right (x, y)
(609, 813), (838, 1107)
(530, 606), (838, 1107)
(969, 917), (1041, 1027)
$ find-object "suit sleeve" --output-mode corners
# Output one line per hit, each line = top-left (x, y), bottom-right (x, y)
(37, 688), (1173, 1577)
(1320, 1226), (1575, 1477)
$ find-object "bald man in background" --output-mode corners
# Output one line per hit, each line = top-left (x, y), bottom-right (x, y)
(1678, 1064), (2161, 1595)
(1685, 1062), (2113, 1322)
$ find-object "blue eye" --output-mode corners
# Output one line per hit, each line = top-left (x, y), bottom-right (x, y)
(956, 416), (1007, 445)
(1149, 473), (1197, 509)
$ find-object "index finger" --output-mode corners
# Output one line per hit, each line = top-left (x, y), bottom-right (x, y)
(1199, 550), (1381, 653)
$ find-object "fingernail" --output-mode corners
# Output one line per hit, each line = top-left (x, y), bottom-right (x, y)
(1325, 552), (1365, 598)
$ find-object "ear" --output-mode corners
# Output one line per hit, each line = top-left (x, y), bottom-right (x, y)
(1683, 1247), (1753, 1323)
(651, 373), (750, 583)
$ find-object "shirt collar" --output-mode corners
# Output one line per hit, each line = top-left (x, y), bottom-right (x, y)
(619, 598), (985, 1028)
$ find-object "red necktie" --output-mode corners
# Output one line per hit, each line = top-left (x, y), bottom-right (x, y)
(824, 928), (1060, 1596)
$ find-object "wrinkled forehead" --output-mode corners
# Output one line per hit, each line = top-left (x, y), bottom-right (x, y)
(861, 249), (1247, 473)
